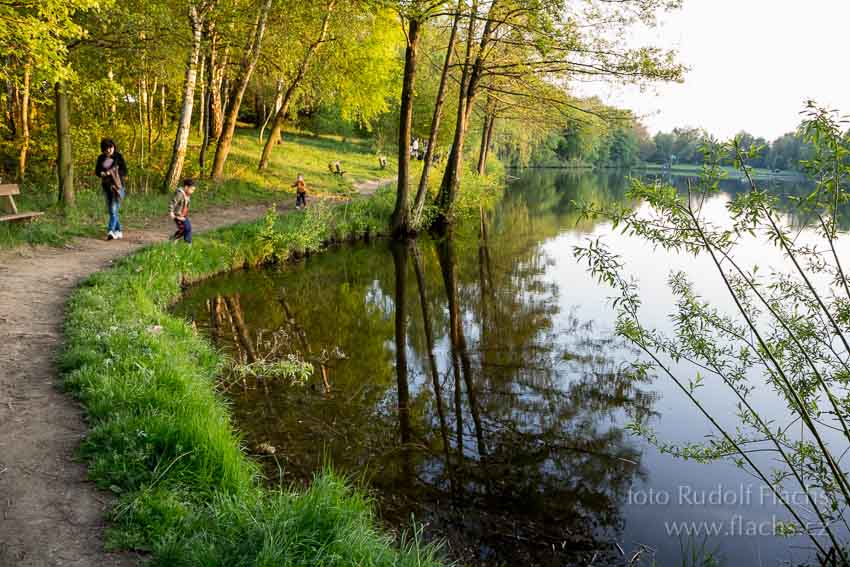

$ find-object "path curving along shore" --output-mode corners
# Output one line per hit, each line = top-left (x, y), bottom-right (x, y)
(0, 179), (391, 566)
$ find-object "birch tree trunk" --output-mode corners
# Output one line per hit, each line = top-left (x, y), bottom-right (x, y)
(197, 57), (205, 138)
(390, 17), (421, 237)
(211, 0), (273, 180)
(208, 29), (226, 142)
(163, 4), (208, 191)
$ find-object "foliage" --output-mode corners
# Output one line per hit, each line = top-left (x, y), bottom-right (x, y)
(0, 130), (393, 249)
(574, 103), (850, 562)
(227, 355), (313, 385)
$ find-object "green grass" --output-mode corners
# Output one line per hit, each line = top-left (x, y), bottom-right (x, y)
(0, 127), (397, 249)
(60, 189), (448, 565)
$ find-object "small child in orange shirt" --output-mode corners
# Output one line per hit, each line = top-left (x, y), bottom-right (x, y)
(292, 173), (307, 209)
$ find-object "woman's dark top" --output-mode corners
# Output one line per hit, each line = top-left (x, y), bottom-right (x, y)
(94, 152), (128, 190)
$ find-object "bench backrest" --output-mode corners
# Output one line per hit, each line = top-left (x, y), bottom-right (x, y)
(0, 184), (20, 197)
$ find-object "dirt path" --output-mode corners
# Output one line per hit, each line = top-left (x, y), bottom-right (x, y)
(0, 179), (390, 566)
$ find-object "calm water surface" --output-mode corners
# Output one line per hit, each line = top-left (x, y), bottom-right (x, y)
(175, 170), (838, 566)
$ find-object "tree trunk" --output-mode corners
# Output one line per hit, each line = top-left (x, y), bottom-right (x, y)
(16, 59), (31, 181)
(259, 79), (283, 144)
(197, 57), (205, 137)
(392, 242), (412, 449)
(55, 82), (74, 207)
(258, 0), (335, 170)
(163, 5), (206, 192)
(477, 105), (495, 175)
(138, 80), (145, 169)
(412, 1), (461, 227)
(154, 83), (166, 146)
(436, 0), (498, 228)
(211, 0), (273, 180)
(107, 67), (117, 126)
(390, 17), (421, 237)
(199, 55), (214, 176)
(4, 73), (14, 138)
(146, 77), (156, 152)
(411, 241), (453, 473)
(208, 30), (226, 142)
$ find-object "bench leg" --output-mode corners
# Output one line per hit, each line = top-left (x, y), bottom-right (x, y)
(2, 195), (18, 215)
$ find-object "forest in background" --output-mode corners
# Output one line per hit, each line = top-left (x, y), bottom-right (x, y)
(529, 112), (817, 171)
(1, 0), (684, 236)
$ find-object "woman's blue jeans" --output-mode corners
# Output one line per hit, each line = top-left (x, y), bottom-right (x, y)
(104, 189), (122, 233)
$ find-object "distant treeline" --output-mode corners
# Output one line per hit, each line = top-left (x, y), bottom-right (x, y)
(523, 118), (815, 171)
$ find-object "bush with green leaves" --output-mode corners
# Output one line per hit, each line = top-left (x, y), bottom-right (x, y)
(575, 103), (850, 564)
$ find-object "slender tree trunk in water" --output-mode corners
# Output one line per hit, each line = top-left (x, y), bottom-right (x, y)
(224, 294), (257, 363)
(412, 242), (453, 489)
(392, 242), (413, 477)
(390, 18), (422, 237)
(258, 0), (335, 170)
(16, 58), (31, 181)
(55, 82), (74, 207)
(412, 0), (462, 227)
(164, 5), (207, 192)
(438, 237), (487, 458)
(211, 0), (273, 180)
(476, 107), (495, 175)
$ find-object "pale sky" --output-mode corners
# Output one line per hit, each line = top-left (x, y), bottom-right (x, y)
(585, 0), (850, 141)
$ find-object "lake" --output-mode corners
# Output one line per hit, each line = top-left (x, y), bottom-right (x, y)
(174, 170), (839, 566)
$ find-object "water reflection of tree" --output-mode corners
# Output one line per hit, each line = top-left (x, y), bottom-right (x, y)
(380, 227), (655, 567)
(174, 172), (660, 566)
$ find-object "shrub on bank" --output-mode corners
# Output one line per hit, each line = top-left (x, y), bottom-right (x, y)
(60, 188), (444, 565)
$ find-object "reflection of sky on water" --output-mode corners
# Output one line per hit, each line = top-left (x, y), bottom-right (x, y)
(174, 170), (847, 566)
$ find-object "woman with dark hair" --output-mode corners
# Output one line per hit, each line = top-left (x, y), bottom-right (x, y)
(94, 138), (128, 240)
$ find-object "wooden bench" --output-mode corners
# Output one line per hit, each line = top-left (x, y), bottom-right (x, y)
(0, 184), (44, 223)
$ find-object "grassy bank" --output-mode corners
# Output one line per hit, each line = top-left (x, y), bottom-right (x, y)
(633, 162), (807, 180)
(59, 187), (452, 565)
(1, 128), (397, 249)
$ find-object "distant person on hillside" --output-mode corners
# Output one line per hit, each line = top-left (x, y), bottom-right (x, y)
(169, 178), (196, 244)
(411, 138), (420, 159)
(378, 155), (387, 169)
(94, 138), (127, 241)
(292, 173), (308, 209)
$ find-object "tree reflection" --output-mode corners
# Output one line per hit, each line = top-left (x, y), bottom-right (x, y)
(174, 171), (658, 566)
